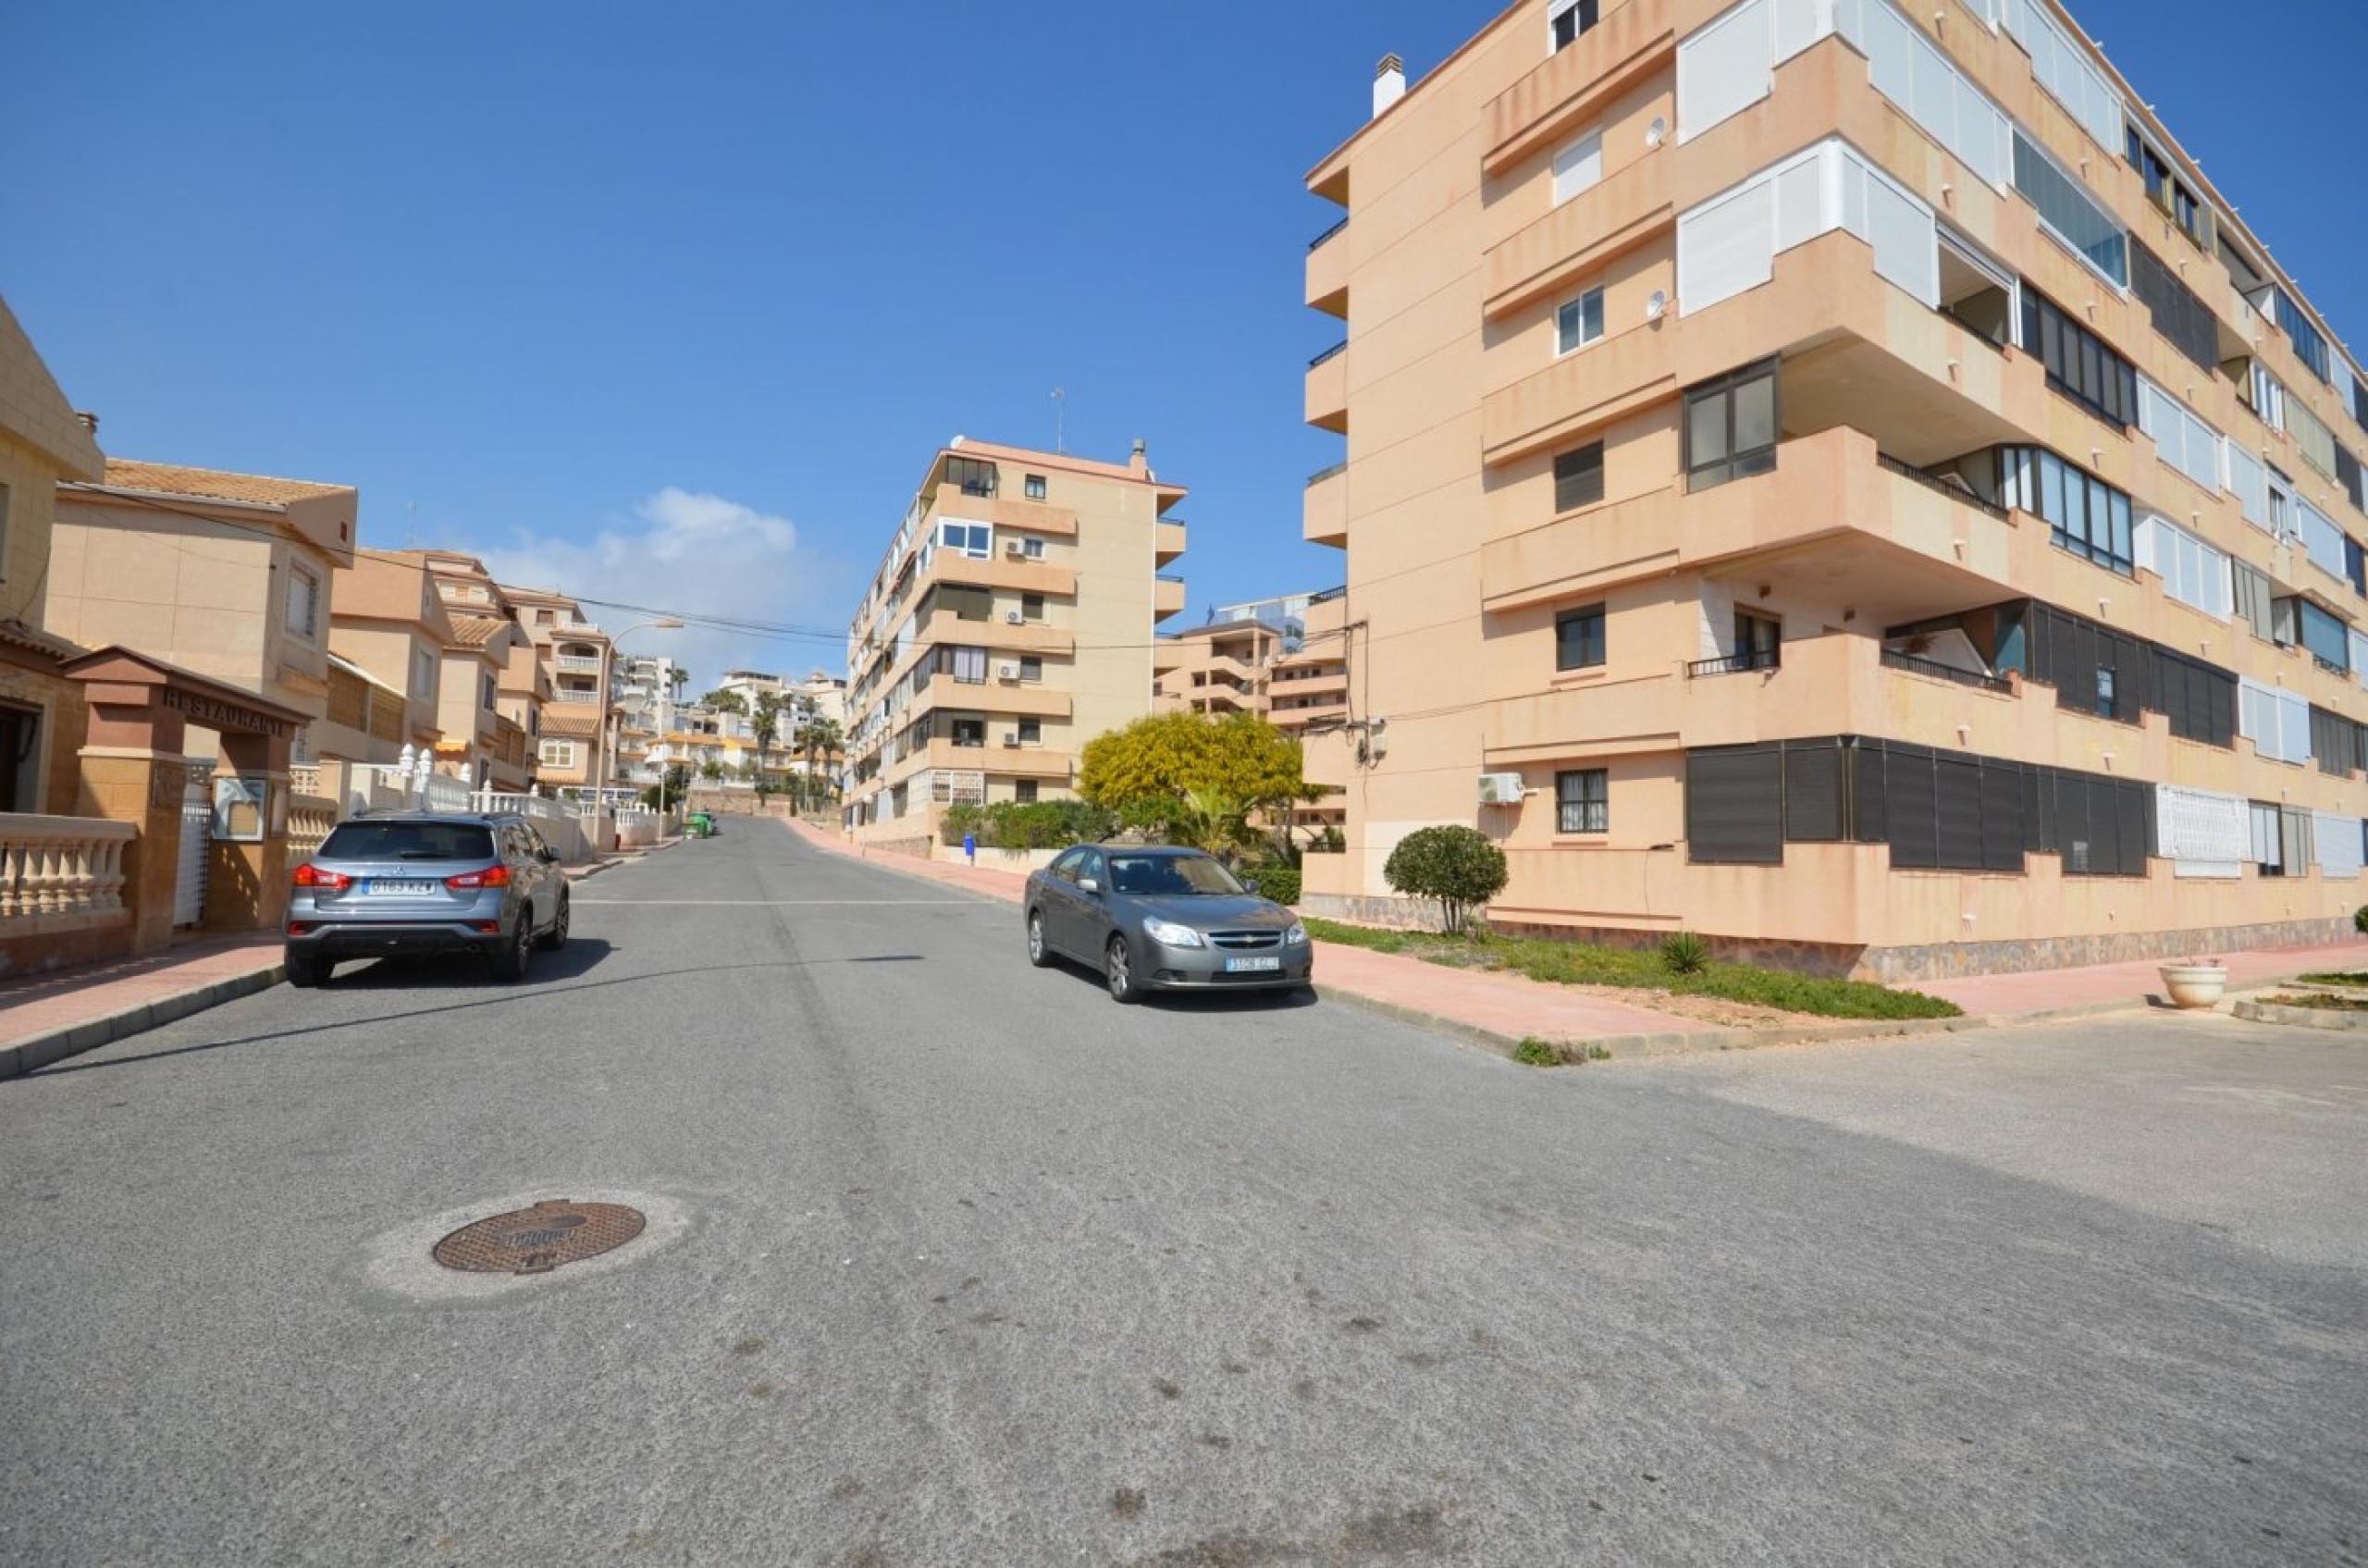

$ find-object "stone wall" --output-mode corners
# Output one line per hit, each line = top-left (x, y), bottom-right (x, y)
(866, 835), (935, 861)
(1855, 916), (2359, 985)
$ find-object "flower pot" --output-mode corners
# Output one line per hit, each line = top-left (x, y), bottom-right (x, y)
(2159, 964), (2227, 1009)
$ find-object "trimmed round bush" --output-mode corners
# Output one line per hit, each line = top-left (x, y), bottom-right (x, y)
(1383, 825), (1508, 934)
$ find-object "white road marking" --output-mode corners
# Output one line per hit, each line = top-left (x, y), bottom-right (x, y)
(573, 897), (982, 907)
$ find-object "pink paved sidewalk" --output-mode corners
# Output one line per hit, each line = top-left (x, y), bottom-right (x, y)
(787, 821), (1715, 1044)
(0, 934), (282, 1048)
(1918, 939), (2368, 1016)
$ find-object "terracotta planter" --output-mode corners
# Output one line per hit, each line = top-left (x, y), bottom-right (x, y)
(2159, 964), (2228, 1009)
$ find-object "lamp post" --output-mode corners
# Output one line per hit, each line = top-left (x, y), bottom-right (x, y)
(590, 616), (682, 846)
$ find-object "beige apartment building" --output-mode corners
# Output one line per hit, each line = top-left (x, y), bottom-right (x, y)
(842, 438), (1187, 843)
(323, 550), (460, 768)
(47, 459), (358, 761)
(1300, 0), (2368, 979)
(503, 583), (612, 796)
(1155, 620), (1287, 718)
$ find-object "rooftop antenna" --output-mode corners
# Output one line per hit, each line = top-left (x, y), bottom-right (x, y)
(1051, 386), (1067, 453)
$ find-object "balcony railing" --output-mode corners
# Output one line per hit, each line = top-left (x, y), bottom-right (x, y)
(1881, 648), (2014, 694)
(1876, 452), (2009, 522)
(1308, 340), (1347, 368)
(1309, 215), (1349, 253)
(0, 815), (135, 922)
(1307, 461), (1347, 487)
(1685, 648), (1781, 678)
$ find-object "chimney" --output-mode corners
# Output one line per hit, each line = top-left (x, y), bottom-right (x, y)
(1129, 438), (1149, 476)
(74, 410), (99, 435)
(1373, 54), (1406, 118)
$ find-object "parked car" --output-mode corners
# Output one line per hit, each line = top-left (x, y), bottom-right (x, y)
(1024, 845), (1311, 1004)
(284, 812), (570, 987)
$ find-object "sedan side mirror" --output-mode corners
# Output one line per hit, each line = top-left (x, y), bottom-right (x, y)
(1078, 877), (1101, 895)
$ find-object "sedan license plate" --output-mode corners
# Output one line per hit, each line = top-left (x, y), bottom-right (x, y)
(364, 879), (438, 895)
(1224, 956), (1282, 973)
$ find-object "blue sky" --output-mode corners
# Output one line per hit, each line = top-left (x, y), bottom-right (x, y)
(4, 0), (2363, 681)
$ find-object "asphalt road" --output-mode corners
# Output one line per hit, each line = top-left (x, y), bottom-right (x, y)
(2, 820), (2362, 1566)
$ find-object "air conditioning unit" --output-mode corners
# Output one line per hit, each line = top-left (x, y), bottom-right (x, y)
(1002, 734), (1022, 747)
(997, 661), (1020, 681)
(1477, 772), (1527, 807)
(1005, 610), (1025, 624)
(1005, 540), (1027, 558)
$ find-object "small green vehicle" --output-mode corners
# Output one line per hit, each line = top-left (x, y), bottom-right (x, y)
(684, 811), (717, 839)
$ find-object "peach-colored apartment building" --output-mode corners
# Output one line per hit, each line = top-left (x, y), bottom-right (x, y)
(502, 584), (612, 796)
(843, 438), (1187, 844)
(324, 550), (461, 767)
(1300, 0), (2368, 979)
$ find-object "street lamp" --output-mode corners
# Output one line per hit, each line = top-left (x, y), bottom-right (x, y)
(591, 617), (682, 842)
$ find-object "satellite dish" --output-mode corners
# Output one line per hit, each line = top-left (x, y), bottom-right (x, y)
(1645, 290), (1668, 321)
(1646, 116), (1667, 149)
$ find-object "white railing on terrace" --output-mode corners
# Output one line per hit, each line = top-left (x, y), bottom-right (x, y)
(555, 654), (603, 674)
(549, 690), (601, 706)
(0, 815), (136, 922)
(472, 791), (570, 824)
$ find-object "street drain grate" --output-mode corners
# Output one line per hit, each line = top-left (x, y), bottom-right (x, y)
(431, 1200), (647, 1275)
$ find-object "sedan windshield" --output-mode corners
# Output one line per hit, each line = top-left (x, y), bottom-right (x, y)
(1108, 855), (1244, 896)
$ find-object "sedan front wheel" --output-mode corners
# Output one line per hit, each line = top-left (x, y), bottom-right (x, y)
(1027, 911), (1054, 969)
(1105, 935), (1141, 1005)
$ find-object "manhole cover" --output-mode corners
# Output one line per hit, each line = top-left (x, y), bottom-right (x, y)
(431, 1199), (646, 1276)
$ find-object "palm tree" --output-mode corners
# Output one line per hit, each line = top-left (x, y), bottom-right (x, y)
(751, 692), (788, 795)
(801, 717), (845, 803)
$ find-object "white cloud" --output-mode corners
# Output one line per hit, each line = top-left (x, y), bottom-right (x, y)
(469, 488), (835, 686)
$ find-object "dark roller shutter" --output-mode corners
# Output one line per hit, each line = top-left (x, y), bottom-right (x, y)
(2205, 669), (2235, 747)
(1850, 740), (1887, 844)
(1888, 750), (1939, 869)
(2022, 766), (2051, 852)
(1782, 740), (1844, 842)
(1686, 746), (1783, 864)
(2058, 617), (2097, 713)
(2058, 773), (2092, 873)
(1936, 753), (1984, 870)
(1980, 761), (2025, 871)
(2116, 781), (2151, 876)
(2281, 805), (2314, 871)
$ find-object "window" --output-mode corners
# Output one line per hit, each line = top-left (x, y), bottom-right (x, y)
(2251, 800), (2286, 876)
(2239, 677), (2313, 765)
(1552, 129), (1602, 204)
(1684, 359), (1778, 490)
(536, 608), (555, 625)
(1550, 0), (1598, 53)
(937, 521), (992, 559)
(2124, 129), (2207, 251)
(1018, 717), (1042, 745)
(951, 719), (985, 747)
(1023, 474), (1047, 500)
(539, 740), (577, 768)
(1021, 537), (1045, 561)
(1734, 609), (1781, 671)
(2012, 130), (2127, 287)
(2300, 600), (2350, 674)
(2022, 289), (2136, 427)
(1557, 769), (1609, 833)
(946, 455), (998, 497)
(943, 646), (988, 684)
(2001, 0), (2122, 154)
(481, 673), (497, 710)
(287, 563), (321, 639)
(1997, 446), (2132, 576)
(1015, 779), (1039, 804)
(1021, 592), (1045, 621)
(2276, 291), (2331, 383)
(1018, 656), (1042, 683)
(1556, 287), (1605, 355)
(2138, 516), (2232, 620)
(0, 482), (10, 581)
(2250, 365), (2288, 434)
(1555, 603), (1606, 671)
(412, 647), (436, 698)
(1553, 442), (1604, 512)
(2128, 241), (2216, 374)
(2232, 561), (2276, 642)
(1676, 0), (1772, 141)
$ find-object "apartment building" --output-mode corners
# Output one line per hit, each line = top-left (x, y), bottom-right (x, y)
(1156, 619), (1287, 717)
(842, 438), (1187, 842)
(503, 584), (612, 796)
(322, 550), (458, 767)
(1300, 0), (2368, 979)
(611, 653), (681, 790)
(47, 459), (357, 762)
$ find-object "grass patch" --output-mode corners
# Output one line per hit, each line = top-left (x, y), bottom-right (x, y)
(2295, 971), (2368, 987)
(1511, 1037), (1562, 1067)
(1301, 918), (1961, 1021)
(2266, 991), (2368, 1011)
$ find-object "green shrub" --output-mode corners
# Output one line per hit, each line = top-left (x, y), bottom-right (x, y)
(1585, 1043), (1612, 1061)
(2354, 906), (2368, 934)
(1659, 932), (1710, 975)
(1242, 865), (1302, 906)
(1383, 826), (1509, 934)
(1512, 1037), (1562, 1067)
(942, 799), (1115, 851)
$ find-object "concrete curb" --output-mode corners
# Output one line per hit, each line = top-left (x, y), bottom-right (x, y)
(0, 962), (285, 1082)
(2230, 996), (2368, 1030)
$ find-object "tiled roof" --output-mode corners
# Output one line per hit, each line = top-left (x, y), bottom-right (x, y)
(447, 614), (511, 648)
(539, 710), (602, 739)
(99, 459), (353, 508)
(0, 617), (84, 661)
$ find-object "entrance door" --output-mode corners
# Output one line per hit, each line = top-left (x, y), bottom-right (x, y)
(174, 765), (213, 927)
(0, 704), (34, 813)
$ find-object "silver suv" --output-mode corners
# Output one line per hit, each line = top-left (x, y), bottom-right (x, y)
(284, 812), (570, 987)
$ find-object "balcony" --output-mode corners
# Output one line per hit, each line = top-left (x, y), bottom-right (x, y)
(913, 611), (1074, 661)
(918, 673), (1074, 720)
(924, 549), (1076, 599)
(1485, 145), (1671, 322)
(1305, 342), (1348, 434)
(1304, 462), (1348, 549)
(1483, 426), (2020, 626)
(1155, 574), (1187, 623)
(554, 654), (603, 674)
(549, 689), (602, 707)
(1306, 216), (1350, 318)
(1155, 519), (1188, 566)
(1483, 0), (1675, 177)
(886, 739), (1073, 786)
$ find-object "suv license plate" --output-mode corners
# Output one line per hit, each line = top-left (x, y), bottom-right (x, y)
(365, 879), (438, 895)
(1224, 956), (1282, 973)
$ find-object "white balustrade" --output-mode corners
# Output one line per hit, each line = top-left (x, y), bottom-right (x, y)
(0, 814), (137, 923)
(287, 795), (339, 867)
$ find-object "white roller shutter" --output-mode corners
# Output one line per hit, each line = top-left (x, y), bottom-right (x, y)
(1553, 130), (1603, 204)
(1857, 157), (1938, 306)
(1679, 0), (1773, 142)
(2227, 443), (2269, 529)
(2158, 784), (2250, 878)
(2317, 812), (2365, 880)
(1679, 175), (1775, 315)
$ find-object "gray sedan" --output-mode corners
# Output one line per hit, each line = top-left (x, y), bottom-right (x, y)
(1024, 845), (1312, 1004)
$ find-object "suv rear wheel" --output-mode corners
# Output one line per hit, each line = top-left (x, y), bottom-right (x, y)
(284, 951), (329, 989)
(536, 891), (571, 951)
(489, 914), (534, 982)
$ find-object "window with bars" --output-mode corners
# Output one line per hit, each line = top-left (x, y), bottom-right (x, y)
(1556, 769), (1608, 833)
